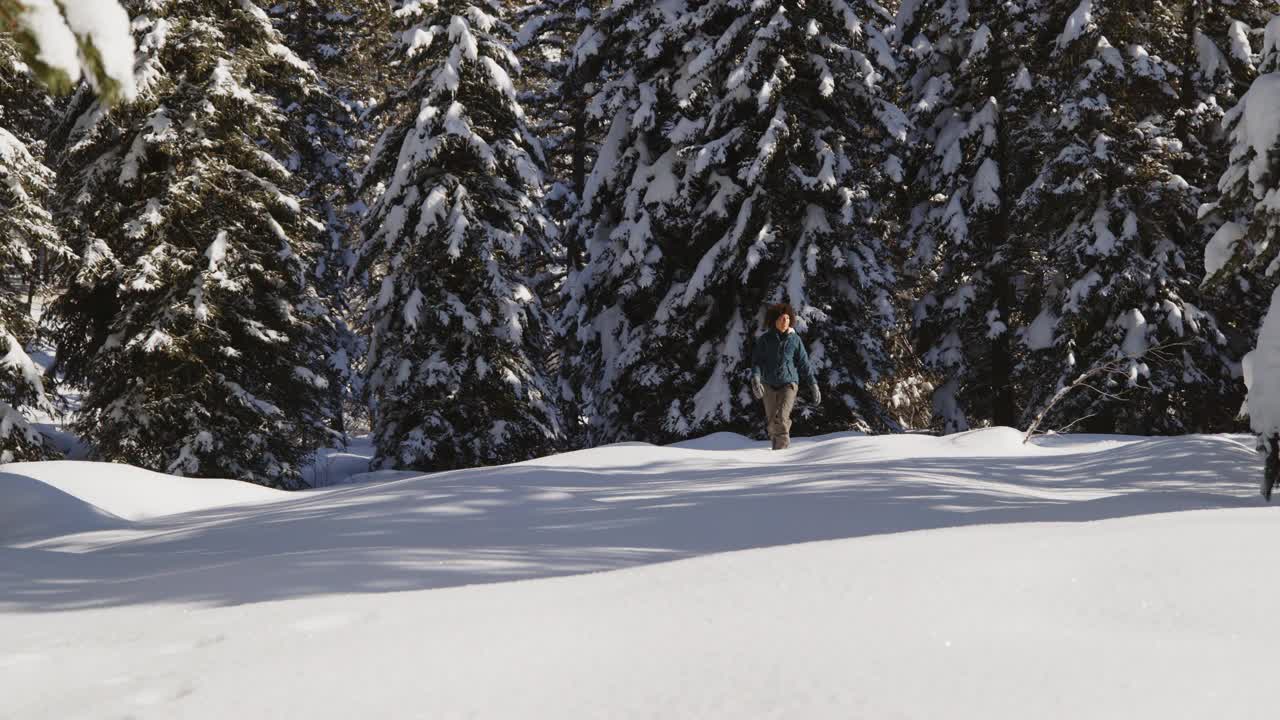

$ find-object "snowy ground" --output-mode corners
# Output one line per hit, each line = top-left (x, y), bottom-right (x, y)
(1, 429), (1275, 718)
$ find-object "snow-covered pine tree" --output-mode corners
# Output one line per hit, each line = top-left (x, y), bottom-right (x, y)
(1173, 0), (1273, 188)
(514, 0), (601, 247)
(1016, 0), (1240, 435)
(47, 0), (337, 487)
(1206, 16), (1280, 473)
(513, 0), (602, 448)
(1190, 3), (1276, 354)
(0, 36), (66, 461)
(563, 0), (905, 445)
(356, 0), (563, 470)
(895, 0), (1044, 432)
(266, 0), (392, 436)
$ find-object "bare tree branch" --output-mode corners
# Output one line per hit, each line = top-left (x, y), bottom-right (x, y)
(1023, 340), (1190, 443)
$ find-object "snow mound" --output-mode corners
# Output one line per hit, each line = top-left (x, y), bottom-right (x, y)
(2, 460), (293, 522)
(525, 428), (1060, 471)
(668, 431), (762, 451)
(2, 429), (1259, 607)
(0, 430), (1271, 717)
(0, 470), (123, 543)
(942, 425), (1049, 453)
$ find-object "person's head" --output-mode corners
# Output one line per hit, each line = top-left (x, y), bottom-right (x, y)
(765, 303), (796, 333)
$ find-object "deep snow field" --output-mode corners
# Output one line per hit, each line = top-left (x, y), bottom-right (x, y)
(1, 428), (1276, 719)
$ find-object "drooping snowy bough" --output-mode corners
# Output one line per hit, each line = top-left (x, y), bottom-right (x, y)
(356, 0), (564, 471)
(1, 0), (137, 102)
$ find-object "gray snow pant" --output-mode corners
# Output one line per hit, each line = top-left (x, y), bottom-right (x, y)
(762, 383), (798, 449)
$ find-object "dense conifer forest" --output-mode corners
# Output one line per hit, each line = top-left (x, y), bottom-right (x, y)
(3, 0), (1280, 487)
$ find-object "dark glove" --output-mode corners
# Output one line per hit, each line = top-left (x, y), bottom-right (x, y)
(809, 384), (821, 404)
(751, 374), (764, 400)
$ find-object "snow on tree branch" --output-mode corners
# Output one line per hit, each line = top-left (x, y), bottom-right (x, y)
(1, 0), (136, 102)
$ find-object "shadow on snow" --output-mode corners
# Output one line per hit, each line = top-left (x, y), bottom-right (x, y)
(0, 432), (1263, 612)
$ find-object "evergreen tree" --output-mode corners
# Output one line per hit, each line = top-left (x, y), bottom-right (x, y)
(564, 0), (905, 445)
(47, 0), (337, 487)
(1017, 0), (1240, 435)
(1173, 0), (1274, 175)
(356, 0), (563, 470)
(1187, 1), (1275, 354)
(513, 0), (603, 447)
(266, 0), (392, 437)
(0, 1), (136, 462)
(514, 0), (602, 241)
(1204, 13), (1280, 292)
(1, 31), (58, 141)
(895, 0), (1044, 432)
(0, 37), (64, 461)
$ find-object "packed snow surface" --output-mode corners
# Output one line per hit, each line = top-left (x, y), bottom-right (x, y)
(2, 429), (1275, 718)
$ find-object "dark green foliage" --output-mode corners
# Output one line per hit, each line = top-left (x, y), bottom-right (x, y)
(563, 0), (905, 445)
(355, 0), (564, 470)
(0, 35), (65, 461)
(896, 0), (1044, 432)
(1017, 0), (1243, 435)
(267, 0), (393, 436)
(47, 0), (336, 486)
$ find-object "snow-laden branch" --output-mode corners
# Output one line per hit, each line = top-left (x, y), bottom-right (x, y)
(2, 0), (136, 101)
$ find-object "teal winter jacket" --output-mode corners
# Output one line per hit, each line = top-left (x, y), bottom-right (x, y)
(751, 329), (816, 388)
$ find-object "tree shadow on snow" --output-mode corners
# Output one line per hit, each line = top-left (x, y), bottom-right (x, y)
(0, 433), (1264, 612)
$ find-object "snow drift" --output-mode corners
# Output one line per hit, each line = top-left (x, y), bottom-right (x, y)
(1, 429), (1273, 718)
(0, 470), (122, 543)
(4, 460), (292, 522)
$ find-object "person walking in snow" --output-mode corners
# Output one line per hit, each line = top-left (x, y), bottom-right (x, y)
(751, 303), (820, 450)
